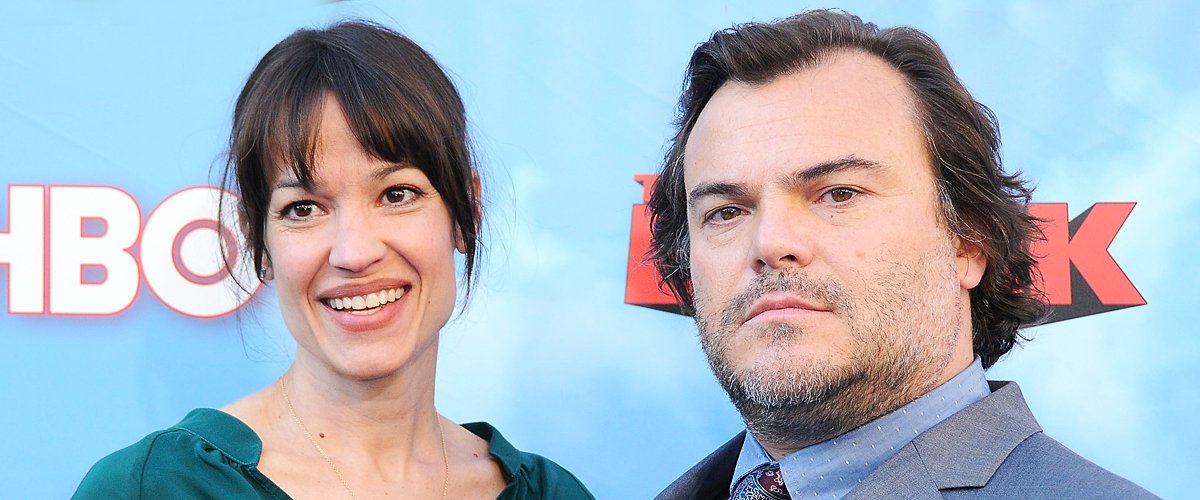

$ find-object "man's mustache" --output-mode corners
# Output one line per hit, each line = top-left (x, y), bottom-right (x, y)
(718, 270), (848, 329)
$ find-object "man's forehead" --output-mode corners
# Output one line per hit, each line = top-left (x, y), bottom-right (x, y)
(682, 50), (926, 188)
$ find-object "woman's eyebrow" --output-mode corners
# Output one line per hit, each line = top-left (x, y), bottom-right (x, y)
(371, 163), (414, 181)
(272, 175), (305, 191)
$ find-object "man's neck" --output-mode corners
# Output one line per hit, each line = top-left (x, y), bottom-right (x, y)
(753, 355), (979, 459)
(729, 358), (991, 498)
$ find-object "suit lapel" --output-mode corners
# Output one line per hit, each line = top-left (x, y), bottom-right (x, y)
(845, 442), (942, 499)
(655, 432), (745, 500)
(659, 382), (1042, 499)
(913, 380), (1041, 489)
(848, 380), (1042, 497)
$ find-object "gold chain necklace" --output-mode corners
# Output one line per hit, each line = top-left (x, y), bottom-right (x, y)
(279, 377), (449, 500)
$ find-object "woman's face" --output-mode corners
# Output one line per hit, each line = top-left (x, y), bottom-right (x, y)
(265, 94), (460, 381)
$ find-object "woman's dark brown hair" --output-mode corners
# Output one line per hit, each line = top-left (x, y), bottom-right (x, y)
(220, 20), (481, 299)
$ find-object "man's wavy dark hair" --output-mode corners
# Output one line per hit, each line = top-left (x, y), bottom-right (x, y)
(647, 9), (1046, 368)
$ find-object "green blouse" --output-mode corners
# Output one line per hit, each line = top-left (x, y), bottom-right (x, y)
(73, 409), (594, 499)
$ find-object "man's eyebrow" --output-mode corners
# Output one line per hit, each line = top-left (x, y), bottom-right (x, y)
(685, 156), (885, 209)
(785, 155), (887, 186)
(688, 182), (748, 210)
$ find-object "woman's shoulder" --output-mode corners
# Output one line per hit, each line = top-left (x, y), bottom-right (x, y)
(73, 408), (281, 499)
(462, 422), (595, 500)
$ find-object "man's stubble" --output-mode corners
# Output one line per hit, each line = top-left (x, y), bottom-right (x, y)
(694, 242), (963, 453)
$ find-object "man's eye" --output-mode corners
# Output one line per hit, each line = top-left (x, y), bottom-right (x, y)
(384, 186), (419, 205)
(825, 187), (858, 203)
(707, 206), (744, 223)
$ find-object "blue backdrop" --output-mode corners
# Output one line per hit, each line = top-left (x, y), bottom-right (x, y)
(1, 1), (1196, 498)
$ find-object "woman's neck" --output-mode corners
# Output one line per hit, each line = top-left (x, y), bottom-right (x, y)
(279, 349), (442, 462)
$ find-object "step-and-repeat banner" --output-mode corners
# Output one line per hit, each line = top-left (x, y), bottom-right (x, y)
(2, 2), (1195, 498)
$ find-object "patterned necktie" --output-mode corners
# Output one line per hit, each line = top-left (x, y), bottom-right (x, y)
(732, 462), (790, 499)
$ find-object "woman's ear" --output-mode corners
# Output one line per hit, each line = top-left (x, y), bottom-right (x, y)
(455, 232), (467, 254)
(455, 172), (482, 254)
(259, 257), (274, 281)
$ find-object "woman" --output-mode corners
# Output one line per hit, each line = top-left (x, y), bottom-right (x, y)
(74, 21), (593, 499)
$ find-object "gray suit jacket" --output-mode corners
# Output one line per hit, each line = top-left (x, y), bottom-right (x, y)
(656, 381), (1156, 499)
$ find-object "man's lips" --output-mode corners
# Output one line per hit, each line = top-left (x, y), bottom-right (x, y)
(744, 295), (831, 323)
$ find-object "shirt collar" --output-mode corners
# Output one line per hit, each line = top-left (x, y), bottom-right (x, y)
(730, 357), (990, 498)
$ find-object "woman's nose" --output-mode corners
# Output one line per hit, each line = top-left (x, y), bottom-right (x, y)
(327, 212), (386, 274)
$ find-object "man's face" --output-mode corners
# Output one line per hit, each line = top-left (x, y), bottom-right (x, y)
(683, 50), (985, 447)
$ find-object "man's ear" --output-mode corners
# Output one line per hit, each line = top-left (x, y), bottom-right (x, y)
(956, 239), (987, 290)
(455, 172), (482, 254)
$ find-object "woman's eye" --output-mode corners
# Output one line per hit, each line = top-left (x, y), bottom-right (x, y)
(286, 202), (318, 219)
(824, 187), (858, 204)
(384, 187), (418, 205)
(707, 206), (745, 223)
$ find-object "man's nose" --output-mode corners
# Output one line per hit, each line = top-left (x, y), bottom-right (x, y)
(751, 202), (815, 273)
(328, 211), (386, 274)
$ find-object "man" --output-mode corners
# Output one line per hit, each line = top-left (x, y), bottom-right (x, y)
(648, 9), (1154, 499)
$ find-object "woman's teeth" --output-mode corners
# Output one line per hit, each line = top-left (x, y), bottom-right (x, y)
(325, 287), (406, 312)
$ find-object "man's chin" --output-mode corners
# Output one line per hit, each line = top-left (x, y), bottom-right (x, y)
(720, 363), (851, 408)
(719, 346), (844, 392)
(724, 322), (845, 365)
(711, 359), (881, 449)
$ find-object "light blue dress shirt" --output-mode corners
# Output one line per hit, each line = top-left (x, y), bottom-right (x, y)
(730, 358), (991, 499)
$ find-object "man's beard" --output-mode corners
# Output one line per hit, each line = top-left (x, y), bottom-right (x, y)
(695, 252), (961, 452)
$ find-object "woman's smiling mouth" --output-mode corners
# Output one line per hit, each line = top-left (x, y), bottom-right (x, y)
(323, 286), (409, 315)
